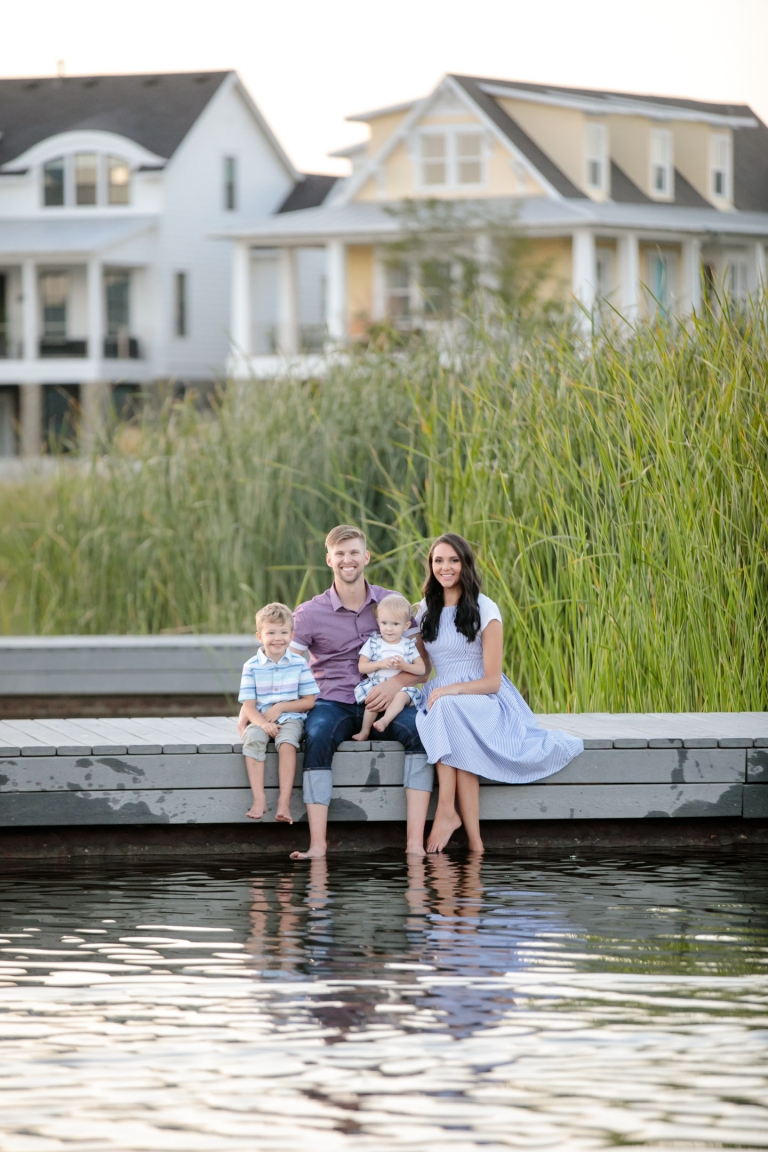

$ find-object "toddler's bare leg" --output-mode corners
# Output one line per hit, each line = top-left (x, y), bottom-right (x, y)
(245, 757), (267, 819)
(276, 744), (296, 824)
(352, 707), (377, 741)
(373, 690), (410, 733)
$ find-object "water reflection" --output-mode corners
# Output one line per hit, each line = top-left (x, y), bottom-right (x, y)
(0, 852), (765, 1149)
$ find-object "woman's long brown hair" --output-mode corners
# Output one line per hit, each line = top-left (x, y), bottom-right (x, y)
(420, 533), (482, 644)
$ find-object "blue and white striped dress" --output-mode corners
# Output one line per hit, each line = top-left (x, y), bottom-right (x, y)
(415, 595), (583, 783)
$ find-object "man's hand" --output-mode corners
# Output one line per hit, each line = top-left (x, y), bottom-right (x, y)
(364, 677), (402, 714)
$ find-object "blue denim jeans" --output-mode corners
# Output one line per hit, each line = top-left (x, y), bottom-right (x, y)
(302, 698), (433, 806)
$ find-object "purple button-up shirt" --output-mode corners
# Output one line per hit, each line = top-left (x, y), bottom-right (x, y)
(292, 582), (414, 704)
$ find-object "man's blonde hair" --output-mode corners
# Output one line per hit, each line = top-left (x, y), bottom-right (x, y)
(374, 593), (411, 624)
(255, 602), (294, 633)
(325, 524), (367, 552)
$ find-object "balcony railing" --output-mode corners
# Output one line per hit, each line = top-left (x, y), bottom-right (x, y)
(104, 334), (141, 359)
(39, 337), (88, 358)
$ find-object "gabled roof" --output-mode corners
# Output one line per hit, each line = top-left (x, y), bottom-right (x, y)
(0, 71), (231, 165)
(278, 173), (338, 213)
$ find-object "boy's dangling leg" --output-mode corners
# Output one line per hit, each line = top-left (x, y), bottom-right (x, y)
(276, 743), (296, 824)
(245, 757), (267, 820)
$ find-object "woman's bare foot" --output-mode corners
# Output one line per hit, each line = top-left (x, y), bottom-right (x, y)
(406, 841), (426, 857)
(246, 796), (267, 820)
(467, 837), (485, 854)
(290, 844), (327, 860)
(426, 809), (462, 853)
(275, 806), (293, 824)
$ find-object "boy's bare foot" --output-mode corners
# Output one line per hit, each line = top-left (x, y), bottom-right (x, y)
(276, 807), (293, 824)
(290, 844), (327, 860)
(351, 731), (368, 742)
(246, 797), (267, 820)
(426, 809), (462, 853)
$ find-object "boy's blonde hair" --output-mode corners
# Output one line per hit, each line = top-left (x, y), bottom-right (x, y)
(373, 593), (411, 624)
(325, 524), (367, 552)
(255, 602), (294, 633)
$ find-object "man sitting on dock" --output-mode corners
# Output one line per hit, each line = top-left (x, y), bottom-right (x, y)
(238, 525), (432, 859)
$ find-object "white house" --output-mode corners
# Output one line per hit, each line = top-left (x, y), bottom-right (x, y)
(0, 69), (306, 456)
(222, 74), (768, 379)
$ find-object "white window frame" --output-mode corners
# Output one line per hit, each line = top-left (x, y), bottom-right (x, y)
(710, 131), (732, 202)
(416, 128), (486, 190)
(584, 122), (608, 194)
(650, 129), (674, 200)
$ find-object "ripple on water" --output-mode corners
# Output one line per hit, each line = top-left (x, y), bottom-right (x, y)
(0, 852), (765, 1150)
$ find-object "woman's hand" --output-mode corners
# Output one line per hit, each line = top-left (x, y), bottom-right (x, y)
(427, 684), (463, 710)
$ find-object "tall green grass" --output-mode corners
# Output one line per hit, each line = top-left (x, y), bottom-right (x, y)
(2, 306), (767, 712)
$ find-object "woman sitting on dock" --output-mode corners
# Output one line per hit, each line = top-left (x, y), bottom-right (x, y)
(415, 533), (583, 854)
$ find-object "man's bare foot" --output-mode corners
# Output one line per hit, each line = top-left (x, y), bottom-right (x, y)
(246, 798), (267, 820)
(426, 809), (462, 853)
(406, 841), (426, 857)
(276, 807), (293, 824)
(290, 844), (327, 860)
(351, 731), (369, 742)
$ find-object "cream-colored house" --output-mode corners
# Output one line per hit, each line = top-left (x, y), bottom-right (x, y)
(224, 74), (768, 376)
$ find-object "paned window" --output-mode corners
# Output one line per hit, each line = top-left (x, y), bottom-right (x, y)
(108, 156), (130, 205)
(40, 272), (69, 338)
(585, 123), (608, 191)
(711, 132), (731, 199)
(420, 134), (448, 186)
(106, 273), (130, 336)
(650, 130), (673, 197)
(224, 156), (237, 211)
(385, 264), (411, 328)
(175, 272), (188, 337)
(728, 258), (749, 300)
(43, 157), (65, 206)
(456, 132), (483, 185)
(75, 153), (98, 205)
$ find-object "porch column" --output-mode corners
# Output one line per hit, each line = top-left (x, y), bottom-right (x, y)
(617, 232), (640, 322)
(571, 229), (596, 315)
(81, 257), (105, 452)
(230, 240), (252, 363)
(326, 240), (347, 344)
(277, 247), (299, 356)
(22, 258), (37, 361)
(754, 240), (766, 295)
(680, 237), (702, 316)
(371, 250), (386, 322)
(20, 384), (42, 457)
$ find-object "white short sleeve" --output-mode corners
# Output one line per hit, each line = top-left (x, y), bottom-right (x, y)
(358, 637), (374, 658)
(478, 594), (502, 633)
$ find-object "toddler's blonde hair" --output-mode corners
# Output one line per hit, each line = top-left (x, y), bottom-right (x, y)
(255, 602), (294, 632)
(373, 593), (411, 624)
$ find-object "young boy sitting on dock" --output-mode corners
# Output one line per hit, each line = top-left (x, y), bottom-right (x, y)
(352, 593), (425, 742)
(239, 602), (319, 823)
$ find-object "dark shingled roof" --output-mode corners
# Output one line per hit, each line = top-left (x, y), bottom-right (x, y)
(451, 74), (768, 213)
(278, 173), (338, 213)
(0, 71), (230, 166)
(451, 75), (585, 198)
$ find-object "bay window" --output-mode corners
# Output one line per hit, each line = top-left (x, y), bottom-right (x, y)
(43, 157), (65, 206)
(108, 156), (131, 205)
(75, 153), (98, 205)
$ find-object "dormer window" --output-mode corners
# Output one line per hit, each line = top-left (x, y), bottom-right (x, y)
(418, 129), (485, 189)
(420, 134), (448, 186)
(108, 156), (131, 204)
(585, 123), (608, 192)
(710, 132), (731, 200)
(43, 157), (65, 206)
(75, 153), (98, 205)
(650, 129), (673, 198)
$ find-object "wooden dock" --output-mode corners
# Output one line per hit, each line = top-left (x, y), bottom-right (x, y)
(0, 713), (766, 827)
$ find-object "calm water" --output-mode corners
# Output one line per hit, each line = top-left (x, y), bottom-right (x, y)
(0, 852), (766, 1150)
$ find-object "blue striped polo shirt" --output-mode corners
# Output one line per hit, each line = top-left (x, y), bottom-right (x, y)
(238, 648), (320, 723)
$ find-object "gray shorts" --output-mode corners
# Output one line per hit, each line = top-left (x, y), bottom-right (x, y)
(242, 717), (304, 762)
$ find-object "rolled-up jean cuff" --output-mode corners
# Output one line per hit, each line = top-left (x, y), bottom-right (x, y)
(403, 753), (434, 792)
(302, 768), (333, 807)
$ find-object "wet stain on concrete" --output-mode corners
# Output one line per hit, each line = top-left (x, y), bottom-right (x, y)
(363, 766), (380, 791)
(328, 798), (368, 821)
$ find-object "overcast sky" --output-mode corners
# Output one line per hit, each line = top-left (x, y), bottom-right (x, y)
(2, 0), (766, 175)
